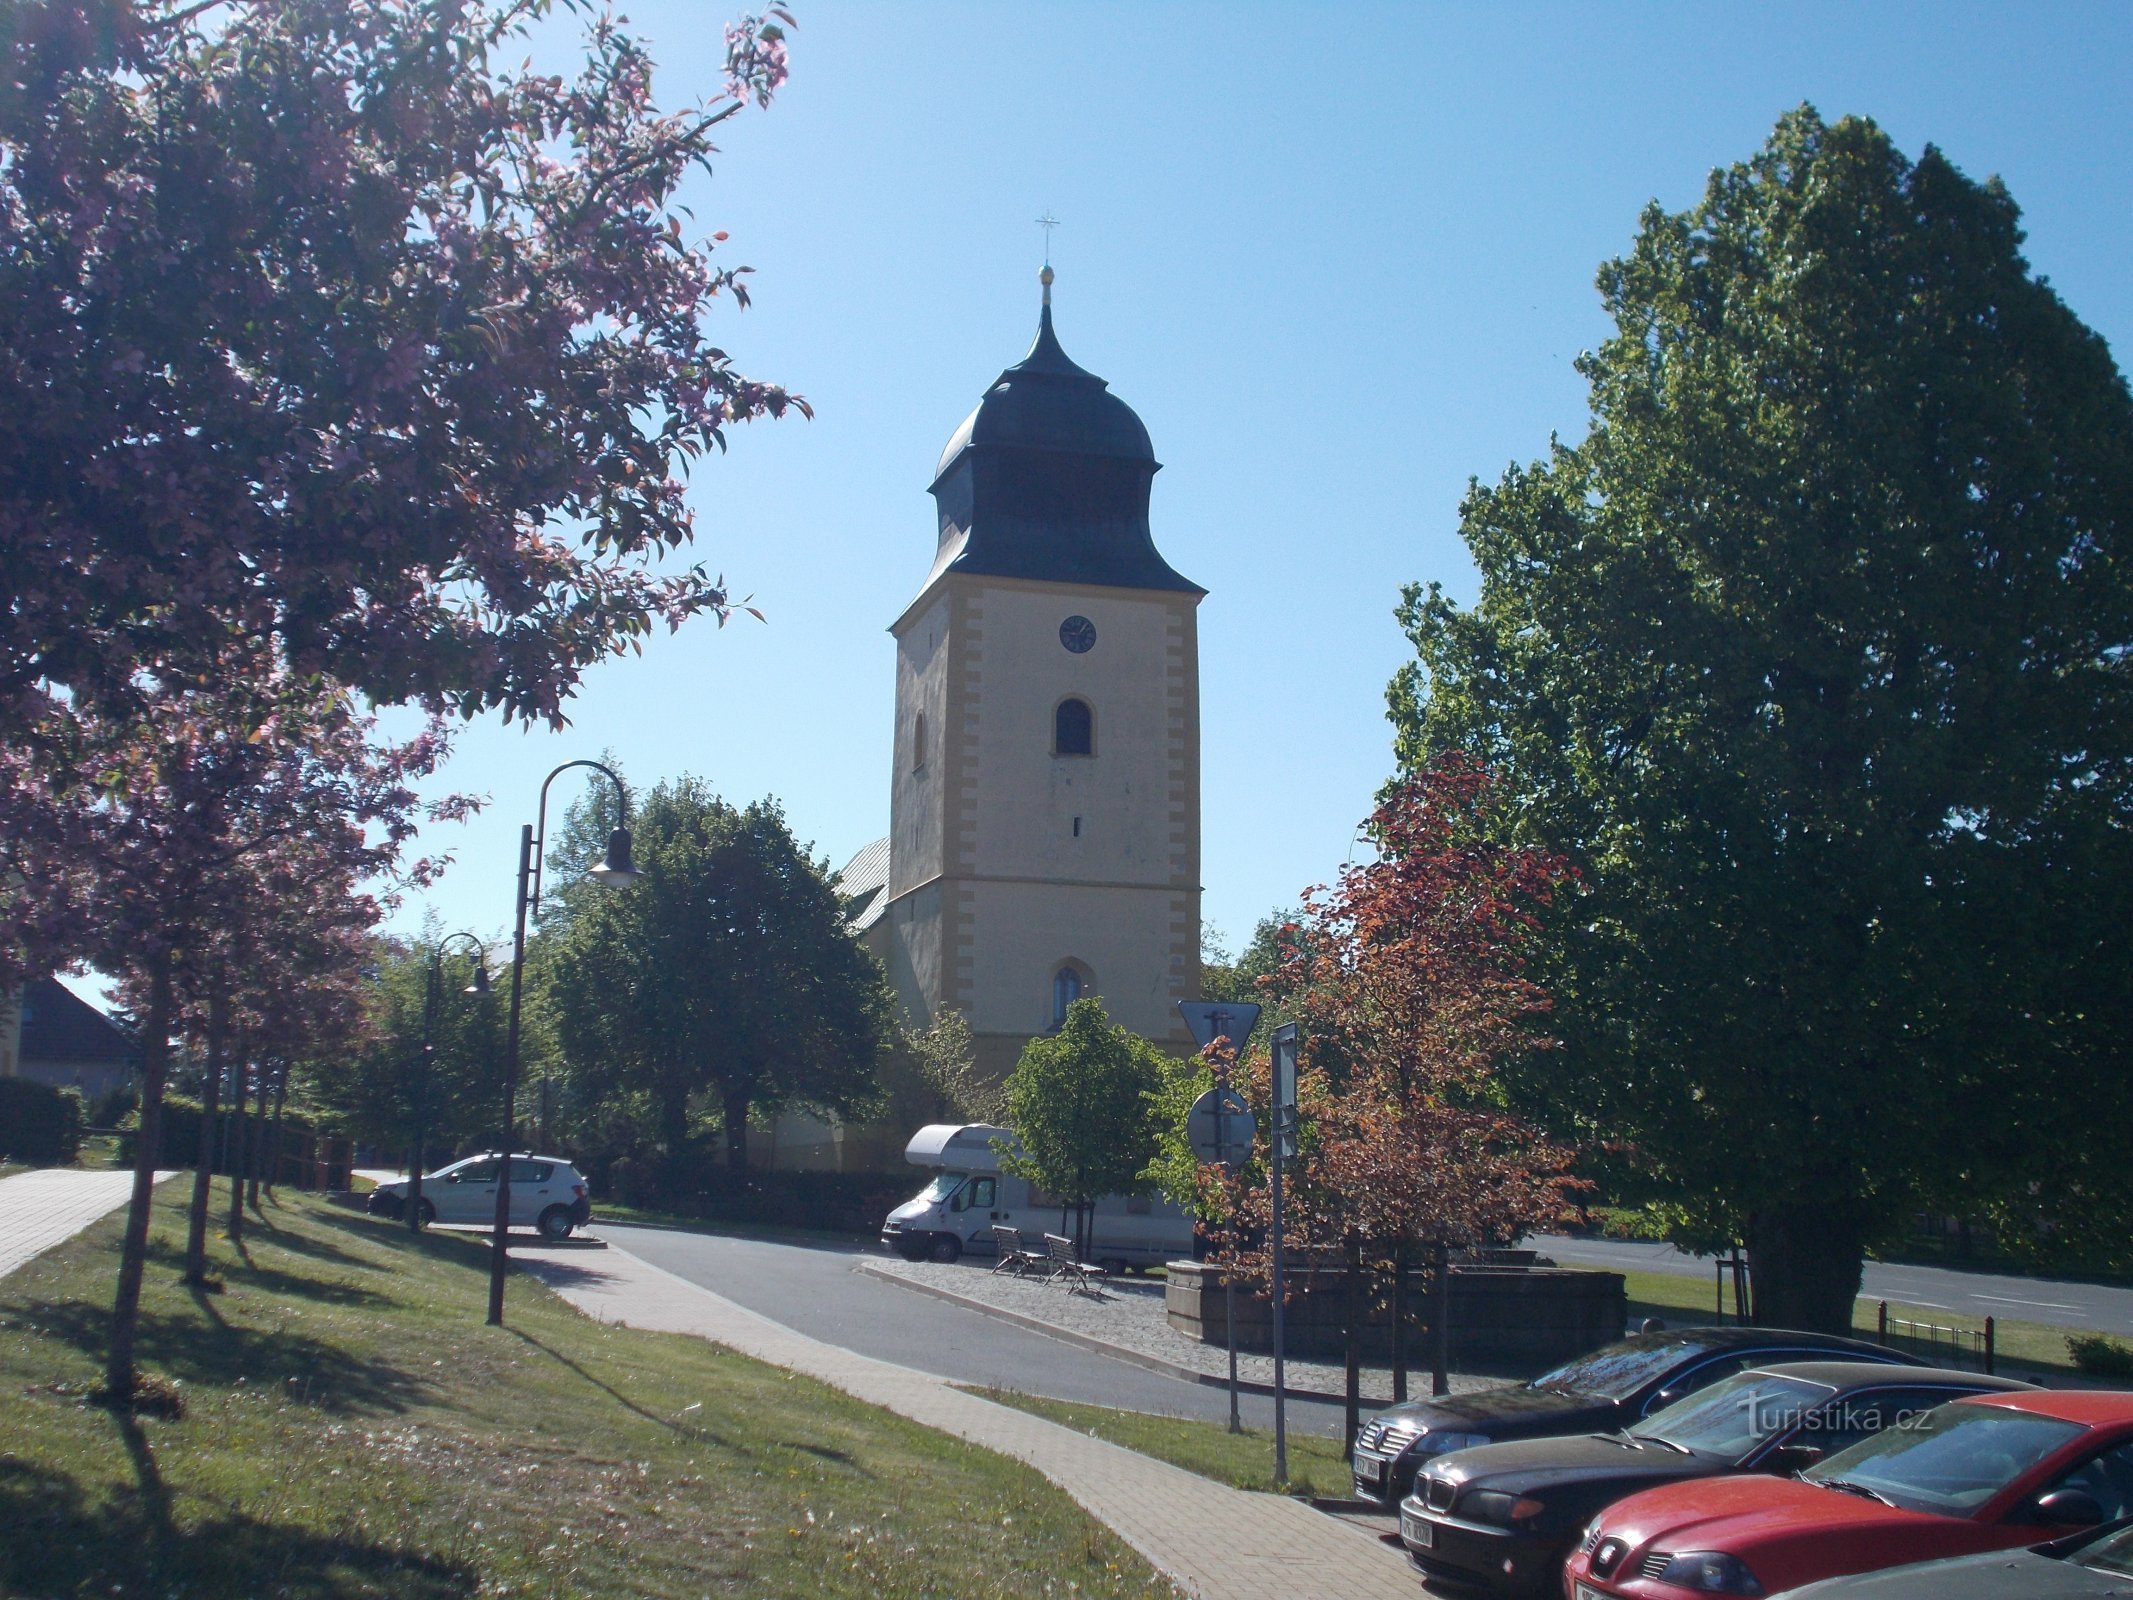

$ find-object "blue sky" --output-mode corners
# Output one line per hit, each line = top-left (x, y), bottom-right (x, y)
(373, 0), (2133, 967)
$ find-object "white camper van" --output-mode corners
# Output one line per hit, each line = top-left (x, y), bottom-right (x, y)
(880, 1123), (1196, 1272)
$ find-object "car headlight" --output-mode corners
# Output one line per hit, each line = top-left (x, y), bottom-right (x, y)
(1412, 1430), (1489, 1459)
(1655, 1552), (1764, 1594)
(1461, 1490), (1546, 1525)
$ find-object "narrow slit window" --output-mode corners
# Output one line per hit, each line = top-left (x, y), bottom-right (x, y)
(912, 712), (927, 772)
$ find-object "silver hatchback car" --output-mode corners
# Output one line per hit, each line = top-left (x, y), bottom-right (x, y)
(367, 1154), (593, 1239)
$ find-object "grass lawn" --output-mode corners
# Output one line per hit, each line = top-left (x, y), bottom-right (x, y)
(964, 1387), (1352, 1498)
(0, 1178), (1180, 1599)
(73, 1132), (126, 1169)
(1617, 1267), (2085, 1379)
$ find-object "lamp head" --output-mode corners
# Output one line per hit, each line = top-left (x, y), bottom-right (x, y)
(464, 964), (491, 996)
(586, 825), (640, 888)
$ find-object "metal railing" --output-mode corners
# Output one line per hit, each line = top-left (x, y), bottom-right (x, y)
(1876, 1300), (1996, 1373)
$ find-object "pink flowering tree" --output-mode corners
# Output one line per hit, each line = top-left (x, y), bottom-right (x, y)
(0, 0), (798, 733)
(154, 835), (384, 1279)
(12, 658), (459, 1403)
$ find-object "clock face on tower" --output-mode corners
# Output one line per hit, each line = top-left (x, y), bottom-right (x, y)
(1059, 615), (1097, 654)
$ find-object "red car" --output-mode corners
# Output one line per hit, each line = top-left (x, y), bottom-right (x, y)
(1561, 1390), (2133, 1599)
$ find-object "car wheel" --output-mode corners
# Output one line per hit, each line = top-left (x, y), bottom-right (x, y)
(897, 1239), (928, 1262)
(928, 1234), (962, 1264)
(1098, 1257), (1129, 1279)
(415, 1198), (435, 1228)
(375, 1194), (404, 1220)
(537, 1206), (575, 1242)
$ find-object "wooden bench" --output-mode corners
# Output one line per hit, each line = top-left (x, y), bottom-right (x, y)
(989, 1224), (1042, 1276)
(1042, 1231), (1109, 1296)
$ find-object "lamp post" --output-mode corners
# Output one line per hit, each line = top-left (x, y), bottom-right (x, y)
(487, 759), (639, 1326)
(409, 932), (490, 1234)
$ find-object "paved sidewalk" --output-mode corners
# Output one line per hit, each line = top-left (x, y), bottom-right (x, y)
(526, 1244), (1417, 1600)
(0, 1169), (170, 1281)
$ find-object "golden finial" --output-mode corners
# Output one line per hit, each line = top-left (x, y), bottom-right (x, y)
(1039, 262), (1054, 306)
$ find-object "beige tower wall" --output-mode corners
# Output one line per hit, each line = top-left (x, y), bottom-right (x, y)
(880, 569), (1201, 1084)
(888, 591), (951, 903)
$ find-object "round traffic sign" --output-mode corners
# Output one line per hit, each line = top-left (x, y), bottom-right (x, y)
(1186, 1085), (1255, 1168)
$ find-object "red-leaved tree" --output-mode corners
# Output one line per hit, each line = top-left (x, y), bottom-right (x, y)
(1220, 757), (1579, 1415)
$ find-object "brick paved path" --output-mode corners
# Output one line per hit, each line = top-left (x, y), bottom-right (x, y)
(0, 1168), (170, 1281)
(526, 1244), (1417, 1600)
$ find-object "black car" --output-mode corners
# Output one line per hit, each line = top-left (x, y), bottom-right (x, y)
(1348, 1326), (1918, 1509)
(1395, 1361), (2035, 1598)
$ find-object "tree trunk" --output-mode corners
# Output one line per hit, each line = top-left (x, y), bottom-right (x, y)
(264, 1073), (289, 1196)
(1746, 1203), (1866, 1335)
(1390, 1238), (1409, 1404)
(183, 986), (227, 1284)
(105, 951), (173, 1405)
(226, 1051), (248, 1242)
(1343, 1232), (1362, 1456)
(1431, 1230), (1451, 1398)
(723, 1089), (750, 1171)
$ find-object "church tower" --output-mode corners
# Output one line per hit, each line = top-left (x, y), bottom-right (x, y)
(848, 270), (1203, 1083)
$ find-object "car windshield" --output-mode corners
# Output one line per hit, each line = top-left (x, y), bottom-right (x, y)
(1803, 1404), (2083, 1516)
(1531, 1338), (1718, 1402)
(1640, 1372), (1836, 1459)
(917, 1174), (962, 1204)
(2074, 1523), (2133, 1578)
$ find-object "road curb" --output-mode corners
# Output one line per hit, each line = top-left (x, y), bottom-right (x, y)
(854, 1259), (1397, 1407)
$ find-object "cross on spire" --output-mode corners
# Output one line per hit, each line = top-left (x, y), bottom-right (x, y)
(1036, 212), (1060, 265)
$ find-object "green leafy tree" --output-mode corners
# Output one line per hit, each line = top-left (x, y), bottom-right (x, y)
(330, 929), (506, 1164)
(1197, 913), (1298, 1009)
(544, 777), (896, 1180)
(1389, 108), (2133, 1331)
(903, 1008), (1004, 1125)
(1002, 997), (1167, 1255)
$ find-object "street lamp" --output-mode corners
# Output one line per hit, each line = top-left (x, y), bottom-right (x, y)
(488, 759), (638, 1326)
(409, 932), (489, 1235)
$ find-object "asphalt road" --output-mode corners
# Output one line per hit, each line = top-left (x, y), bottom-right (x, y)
(1529, 1233), (2133, 1337)
(602, 1223), (1364, 1439)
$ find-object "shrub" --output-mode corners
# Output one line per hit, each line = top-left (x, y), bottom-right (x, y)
(2068, 1334), (2133, 1379)
(88, 1084), (137, 1128)
(0, 1080), (86, 1165)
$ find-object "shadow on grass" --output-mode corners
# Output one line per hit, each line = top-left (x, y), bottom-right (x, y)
(0, 1453), (472, 1599)
(13, 1299), (436, 1416)
(508, 1328), (734, 1450)
(311, 1208), (493, 1263)
(510, 1256), (625, 1291)
(146, 1238), (393, 1310)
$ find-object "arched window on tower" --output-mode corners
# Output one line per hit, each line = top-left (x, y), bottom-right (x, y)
(1051, 965), (1085, 1029)
(1054, 697), (1093, 757)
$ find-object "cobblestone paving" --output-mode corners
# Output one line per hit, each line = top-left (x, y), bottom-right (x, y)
(0, 1168), (172, 1281)
(526, 1244), (1423, 1600)
(861, 1253), (1501, 1401)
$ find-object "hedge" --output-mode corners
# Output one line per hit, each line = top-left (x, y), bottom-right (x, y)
(118, 1094), (322, 1171)
(0, 1079), (86, 1165)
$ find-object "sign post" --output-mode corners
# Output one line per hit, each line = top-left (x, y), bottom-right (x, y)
(1268, 1021), (1300, 1487)
(1179, 1000), (1260, 1433)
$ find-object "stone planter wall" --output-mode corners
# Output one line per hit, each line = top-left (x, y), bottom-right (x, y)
(1164, 1259), (1627, 1370)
